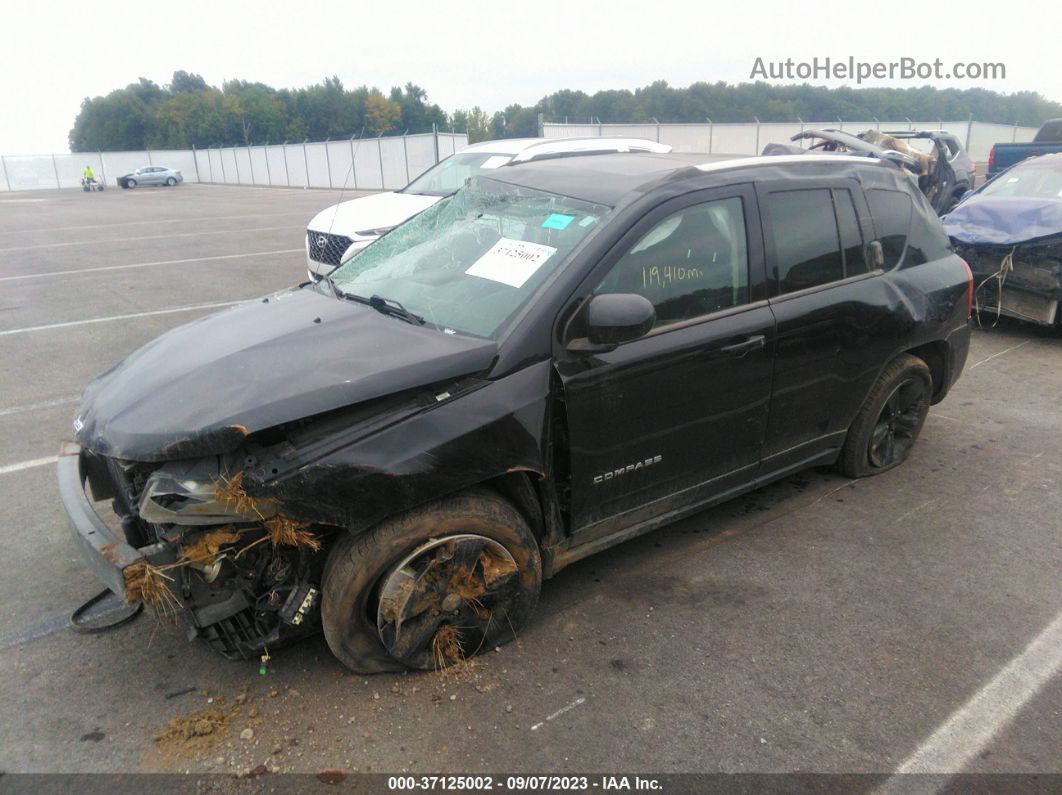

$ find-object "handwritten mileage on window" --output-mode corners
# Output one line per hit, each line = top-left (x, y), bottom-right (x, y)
(642, 265), (705, 289)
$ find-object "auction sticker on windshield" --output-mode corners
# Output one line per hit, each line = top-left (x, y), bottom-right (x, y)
(465, 237), (557, 288)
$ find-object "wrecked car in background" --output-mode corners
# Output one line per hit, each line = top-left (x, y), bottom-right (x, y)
(61, 150), (971, 674)
(765, 128), (975, 215)
(944, 153), (1062, 327)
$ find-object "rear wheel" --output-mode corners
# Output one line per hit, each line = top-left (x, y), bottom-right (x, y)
(322, 489), (541, 673)
(839, 354), (932, 478)
(166, 177), (177, 186)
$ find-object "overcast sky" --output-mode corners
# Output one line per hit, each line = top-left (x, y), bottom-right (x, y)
(2, 0), (1057, 154)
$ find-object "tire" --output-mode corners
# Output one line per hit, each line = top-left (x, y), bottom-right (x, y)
(166, 177), (177, 186)
(322, 489), (542, 673)
(839, 354), (932, 478)
(126, 179), (137, 189)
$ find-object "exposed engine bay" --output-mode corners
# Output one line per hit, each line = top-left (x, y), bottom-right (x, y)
(82, 450), (332, 659)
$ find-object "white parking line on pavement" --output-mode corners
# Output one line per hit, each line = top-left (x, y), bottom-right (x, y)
(0, 210), (313, 236)
(0, 299), (246, 337)
(0, 396), (78, 417)
(875, 609), (1062, 792)
(0, 224), (304, 252)
(530, 697), (586, 731)
(0, 248), (302, 282)
(968, 340), (1031, 369)
(0, 456), (57, 476)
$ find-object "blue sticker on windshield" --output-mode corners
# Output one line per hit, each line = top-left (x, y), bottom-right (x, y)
(542, 213), (574, 230)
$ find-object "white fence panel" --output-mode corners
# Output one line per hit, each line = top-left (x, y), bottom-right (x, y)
(194, 149), (211, 182)
(353, 140), (384, 190)
(711, 124), (759, 155)
(101, 152), (146, 185)
(381, 138), (408, 188)
(154, 150), (198, 180)
(542, 124), (598, 138)
(405, 135), (437, 182)
(265, 145), (288, 186)
(248, 147), (269, 184)
(231, 148), (252, 184)
(284, 144), (308, 187)
(325, 140), (356, 189)
(53, 154), (90, 188)
(2, 155), (58, 190)
(223, 149), (241, 184)
(304, 143), (330, 188)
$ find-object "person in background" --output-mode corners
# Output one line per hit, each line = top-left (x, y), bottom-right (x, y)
(83, 165), (95, 183)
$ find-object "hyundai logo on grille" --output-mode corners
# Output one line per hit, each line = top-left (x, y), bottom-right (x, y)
(314, 234), (329, 249)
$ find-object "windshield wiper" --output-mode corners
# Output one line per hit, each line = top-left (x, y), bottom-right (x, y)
(367, 294), (425, 325)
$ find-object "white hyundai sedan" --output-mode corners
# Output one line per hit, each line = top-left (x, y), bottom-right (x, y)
(303, 137), (671, 281)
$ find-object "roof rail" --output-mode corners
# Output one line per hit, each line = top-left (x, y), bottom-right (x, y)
(507, 137), (671, 164)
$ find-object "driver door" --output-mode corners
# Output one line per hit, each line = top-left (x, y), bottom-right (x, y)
(555, 186), (776, 538)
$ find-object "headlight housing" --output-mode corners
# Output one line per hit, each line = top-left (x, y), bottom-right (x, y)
(138, 458), (276, 525)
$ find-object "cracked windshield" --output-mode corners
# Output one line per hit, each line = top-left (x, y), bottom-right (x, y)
(330, 177), (611, 337)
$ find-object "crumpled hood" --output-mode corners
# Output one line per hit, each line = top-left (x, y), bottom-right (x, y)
(943, 196), (1062, 246)
(74, 287), (497, 461)
(306, 191), (441, 238)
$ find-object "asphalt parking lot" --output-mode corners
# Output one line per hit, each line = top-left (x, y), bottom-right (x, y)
(0, 184), (1059, 782)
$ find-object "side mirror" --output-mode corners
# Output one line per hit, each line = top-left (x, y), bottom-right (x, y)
(569, 293), (656, 353)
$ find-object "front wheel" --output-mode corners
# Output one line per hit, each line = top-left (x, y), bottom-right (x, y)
(125, 178), (137, 189)
(322, 489), (542, 673)
(839, 354), (932, 478)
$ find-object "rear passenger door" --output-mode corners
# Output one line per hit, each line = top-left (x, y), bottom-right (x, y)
(756, 179), (889, 475)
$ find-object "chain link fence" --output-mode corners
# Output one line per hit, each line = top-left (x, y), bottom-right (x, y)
(0, 128), (468, 192)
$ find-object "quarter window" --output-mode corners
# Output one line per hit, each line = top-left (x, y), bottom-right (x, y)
(595, 197), (749, 328)
(865, 189), (913, 268)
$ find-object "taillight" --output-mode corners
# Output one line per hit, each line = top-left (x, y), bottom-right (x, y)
(987, 145), (996, 174)
(960, 257), (974, 317)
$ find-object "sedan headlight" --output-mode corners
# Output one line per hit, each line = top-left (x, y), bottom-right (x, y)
(138, 459), (276, 525)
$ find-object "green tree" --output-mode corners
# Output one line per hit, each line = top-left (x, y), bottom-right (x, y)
(364, 91), (402, 135)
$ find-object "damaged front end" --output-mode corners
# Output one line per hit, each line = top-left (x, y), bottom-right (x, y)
(956, 237), (1062, 327)
(943, 170), (1062, 327)
(62, 445), (330, 659)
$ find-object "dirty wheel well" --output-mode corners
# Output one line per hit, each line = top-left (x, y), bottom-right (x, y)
(481, 471), (548, 548)
(906, 341), (948, 401)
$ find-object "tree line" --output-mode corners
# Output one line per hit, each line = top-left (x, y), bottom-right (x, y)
(69, 72), (1062, 152)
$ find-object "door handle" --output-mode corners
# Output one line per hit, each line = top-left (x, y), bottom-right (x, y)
(718, 335), (766, 358)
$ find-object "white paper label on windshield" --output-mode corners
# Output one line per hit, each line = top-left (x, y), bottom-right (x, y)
(465, 237), (557, 288)
(480, 155), (510, 169)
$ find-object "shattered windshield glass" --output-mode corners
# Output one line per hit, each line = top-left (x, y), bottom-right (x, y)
(330, 177), (611, 337)
(402, 153), (513, 196)
(981, 161), (1062, 199)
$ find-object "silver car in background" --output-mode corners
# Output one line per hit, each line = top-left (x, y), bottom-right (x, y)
(117, 166), (184, 189)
